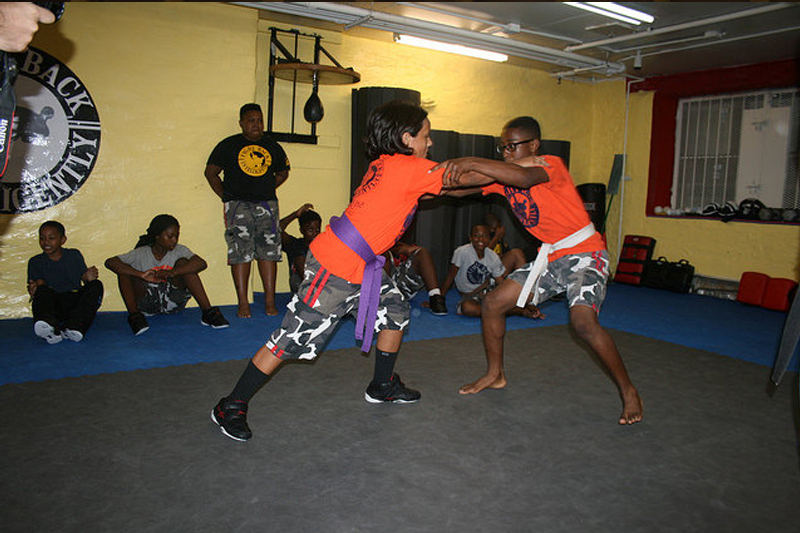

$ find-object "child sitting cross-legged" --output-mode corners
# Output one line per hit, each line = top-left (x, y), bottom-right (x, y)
(440, 223), (543, 319)
(27, 220), (104, 344)
(104, 214), (229, 335)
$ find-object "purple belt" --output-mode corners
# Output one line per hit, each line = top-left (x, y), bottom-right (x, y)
(329, 214), (386, 352)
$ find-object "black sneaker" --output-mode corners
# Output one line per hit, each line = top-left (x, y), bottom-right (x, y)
(201, 306), (229, 329)
(128, 312), (149, 336)
(365, 373), (421, 404)
(429, 294), (448, 316)
(211, 397), (252, 441)
(34, 320), (62, 344)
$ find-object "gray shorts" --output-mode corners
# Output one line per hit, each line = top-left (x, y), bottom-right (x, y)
(137, 280), (191, 315)
(224, 200), (282, 264)
(507, 251), (610, 312)
(266, 252), (410, 360)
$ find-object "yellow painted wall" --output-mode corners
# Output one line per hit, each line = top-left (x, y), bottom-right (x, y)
(1, 2), (797, 319)
(622, 92), (800, 282)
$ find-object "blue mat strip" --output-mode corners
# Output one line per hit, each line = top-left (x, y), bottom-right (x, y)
(0, 283), (794, 385)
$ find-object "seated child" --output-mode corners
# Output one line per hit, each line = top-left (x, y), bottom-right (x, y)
(27, 220), (104, 344)
(441, 224), (543, 319)
(483, 211), (528, 274)
(104, 214), (229, 335)
(384, 241), (447, 315)
(279, 203), (321, 294)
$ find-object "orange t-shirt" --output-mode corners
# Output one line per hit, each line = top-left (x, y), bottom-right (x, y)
(482, 155), (605, 262)
(310, 154), (444, 283)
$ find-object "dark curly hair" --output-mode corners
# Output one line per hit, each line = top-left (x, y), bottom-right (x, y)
(364, 100), (428, 161)
(135, 214), (179, 249)
(299, 209), (321, 228)
(503, 116), (541, 141)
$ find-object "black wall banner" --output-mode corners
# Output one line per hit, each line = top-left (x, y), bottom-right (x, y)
(0, 47), (100, 214)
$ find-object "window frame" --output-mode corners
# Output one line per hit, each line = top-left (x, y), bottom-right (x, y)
(630, 59), (798, 221)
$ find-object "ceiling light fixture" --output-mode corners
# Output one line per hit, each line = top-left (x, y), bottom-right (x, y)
(393, 34), (508, 62)
(563, 2), (654, 26)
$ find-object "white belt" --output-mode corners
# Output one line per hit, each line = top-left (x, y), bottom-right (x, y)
(516, 224), (597, 308)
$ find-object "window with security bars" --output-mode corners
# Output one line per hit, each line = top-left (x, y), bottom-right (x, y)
(672, 88), (800, 214)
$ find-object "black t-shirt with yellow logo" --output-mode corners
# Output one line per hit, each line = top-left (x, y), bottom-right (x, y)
(207, 133), (291, 202)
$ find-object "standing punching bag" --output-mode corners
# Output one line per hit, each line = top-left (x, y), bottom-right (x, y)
(577, 183), (606, 233)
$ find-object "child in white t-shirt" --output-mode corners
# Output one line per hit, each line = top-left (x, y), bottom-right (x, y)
(441, 224), (543, 319)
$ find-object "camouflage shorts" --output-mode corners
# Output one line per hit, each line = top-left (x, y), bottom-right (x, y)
(224, 200), (282, 264)
(388, 249), (425, 301)
(507, 251), (610, 312)
(137, 280), (191, 315)
(266, 252), (410, 361)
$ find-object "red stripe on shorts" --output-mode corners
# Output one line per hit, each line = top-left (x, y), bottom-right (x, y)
(308, 270), (331, 308)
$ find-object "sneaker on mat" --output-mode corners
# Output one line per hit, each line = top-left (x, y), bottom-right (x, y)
(201, 306), (230, 329)
(212, 397), (252, 441)
(61, 328), (83, 342)
(429, 294), (448, 316)
(365, 373), (421, 404)
(34, 320), (62, 344)
(127, 312), (149, 336)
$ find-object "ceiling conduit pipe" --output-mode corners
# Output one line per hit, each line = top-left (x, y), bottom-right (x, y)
(565, 2), (796, 52)
(232, 1), (626, 73)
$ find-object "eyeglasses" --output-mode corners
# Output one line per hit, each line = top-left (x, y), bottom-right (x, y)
(496, 138), (534, 154)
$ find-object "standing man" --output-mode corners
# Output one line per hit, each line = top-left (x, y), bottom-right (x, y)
(205, 103), (290, 317)
(434, 116), (643, 425)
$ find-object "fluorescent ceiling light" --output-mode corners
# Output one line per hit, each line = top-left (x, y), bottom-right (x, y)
(563, 2), (654, 25)
(394, 34), (508, 62)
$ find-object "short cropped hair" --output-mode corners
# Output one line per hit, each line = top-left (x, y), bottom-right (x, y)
(240, 103), (263, 120)
(364, 100), (428, 161)
(39, 220), (65, 236)
(503, 116), (541, 141)
(299, 209), (321, 228)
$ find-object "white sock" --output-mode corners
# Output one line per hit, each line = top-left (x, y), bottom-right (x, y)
(428, 289), (441, 297)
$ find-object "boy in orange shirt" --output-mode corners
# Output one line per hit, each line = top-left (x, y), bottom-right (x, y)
(435, 116), (643, 425)
(212, 101), (446, 441)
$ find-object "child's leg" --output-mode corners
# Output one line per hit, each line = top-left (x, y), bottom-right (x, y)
(410, 246), (440, 291)
(459, 279), (522, 394)
(501, 248), (527, 275)
(171, 258), (211, 311)
(115, 272), (144, 314)
(256, 259), (278, 316)
(67, 279), (104, 334)
(230, 262), (252, 318)
(570, 305), (642, 424)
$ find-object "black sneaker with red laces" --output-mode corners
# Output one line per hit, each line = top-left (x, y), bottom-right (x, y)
(364, 373), (421, 404)
(211, 397), (252, 441)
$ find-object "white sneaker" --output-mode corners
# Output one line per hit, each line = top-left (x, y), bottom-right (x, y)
(34, 321), (63, 344)
(62, 328), (83, 342)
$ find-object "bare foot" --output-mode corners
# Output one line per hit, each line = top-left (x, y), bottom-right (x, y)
(521, 305), (545, 320)
(237, 302), (251, 318)
(459, 373), (507, 394)
(618, 387), (643, 425)
(265, 305), (279, 316)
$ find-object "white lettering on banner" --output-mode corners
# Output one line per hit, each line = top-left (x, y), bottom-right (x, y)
(1, 47), (100, 214)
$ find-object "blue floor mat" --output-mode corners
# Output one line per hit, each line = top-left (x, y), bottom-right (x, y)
(0, 283), (795, 385)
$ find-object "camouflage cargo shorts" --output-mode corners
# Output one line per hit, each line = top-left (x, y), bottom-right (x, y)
(224, 200), (282, 264)
(507, 251), (610, 312)
(388, 249), (425, 301)
(137, 280), (191, 315)
(266, 252), (410, 361)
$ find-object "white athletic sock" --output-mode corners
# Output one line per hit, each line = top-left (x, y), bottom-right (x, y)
(428, 288), (441, 297)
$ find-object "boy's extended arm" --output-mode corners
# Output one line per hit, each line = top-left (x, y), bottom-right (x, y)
(432, 156), (549, 189)
(280, 203), (313, 232)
